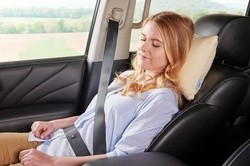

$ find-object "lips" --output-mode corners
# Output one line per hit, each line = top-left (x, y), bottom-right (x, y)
(138, 50), (151, 60)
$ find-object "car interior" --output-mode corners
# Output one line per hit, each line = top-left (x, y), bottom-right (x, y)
(0, 0), (250, 165)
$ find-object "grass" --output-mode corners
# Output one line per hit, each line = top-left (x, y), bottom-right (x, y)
(19, 38), (80, 60)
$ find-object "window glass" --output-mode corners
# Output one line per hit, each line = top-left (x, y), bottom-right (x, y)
(130, 0), (249, 51)
(0, 0), (97, 62)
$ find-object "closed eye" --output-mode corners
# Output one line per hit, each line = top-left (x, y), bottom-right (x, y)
(153, 41), (162, 47)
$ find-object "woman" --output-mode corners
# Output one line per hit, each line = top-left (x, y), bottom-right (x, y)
(0, 11), (194, 166)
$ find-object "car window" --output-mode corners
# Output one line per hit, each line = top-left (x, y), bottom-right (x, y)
(130, 0), (249, 51)
(0, 0), (97, 62)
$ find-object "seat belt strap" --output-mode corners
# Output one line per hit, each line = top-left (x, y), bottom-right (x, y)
(63, 19), (119, 156)
(93, 19), (119, 155)
(63, 125), (91, 156)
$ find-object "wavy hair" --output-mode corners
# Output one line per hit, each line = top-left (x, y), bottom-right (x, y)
(117, 11), (194, 107)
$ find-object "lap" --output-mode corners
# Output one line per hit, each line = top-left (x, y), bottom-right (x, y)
(0, 132), (37, 166)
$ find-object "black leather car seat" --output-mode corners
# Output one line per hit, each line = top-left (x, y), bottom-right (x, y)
(146, 14), (250, 165)
(196, 14), (250, 164)
(223, 137), (250, 166)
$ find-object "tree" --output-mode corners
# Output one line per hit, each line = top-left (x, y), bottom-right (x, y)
(28, 21), (45, 33)
(56, 20), (65, 32)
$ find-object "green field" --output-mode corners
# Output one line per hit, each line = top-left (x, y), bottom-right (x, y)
(0, 32), (88, 62)
(0, 16), (91, 34)
(19, 38), (80, 60)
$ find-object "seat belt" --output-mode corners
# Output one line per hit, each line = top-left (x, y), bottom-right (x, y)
(63, 125), (91, 156)
(63, 19), (119, 156)
(93, 19), (119, 154)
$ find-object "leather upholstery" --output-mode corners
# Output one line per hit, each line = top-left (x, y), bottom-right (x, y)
(0, 103), (75, 131)
(0, 57), (85, 132)
(217, 18), (250, 67)
(84, 152), (188, 166)
(195, 14), (250, 68)
(196, 15), (250, 117)
(0, 59), (84, 108)
(223, 138), (250, 166)
(237, 69), (250, 116)
(195, 14), (245, 36)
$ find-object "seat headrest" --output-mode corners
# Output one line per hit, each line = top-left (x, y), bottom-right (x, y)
(195, 14), (250, 68)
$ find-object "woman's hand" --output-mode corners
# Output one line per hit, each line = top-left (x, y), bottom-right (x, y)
(19, 148), (55, 166)
(31, 121), (55, 139)
(19, 148), (108, 166)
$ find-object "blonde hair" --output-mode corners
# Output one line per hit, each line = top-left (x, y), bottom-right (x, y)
(117, 11), (194, 107)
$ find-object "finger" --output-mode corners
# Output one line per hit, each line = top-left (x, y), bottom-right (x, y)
(31, 123), (37, 131)
(33, 130), (42, 138)
(21, 156), (31, 166)
(40, 128), (52, 139)
(20, 156), (27, 164)
(33, 127), (46, 138)
(31, 122), (41, 136)
(19, 149), (29, 160)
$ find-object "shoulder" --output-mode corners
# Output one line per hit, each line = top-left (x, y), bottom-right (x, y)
(137, 88), (179, 116)
(118, 70), (134, 77)
(108, 70), (134, 90)
(110, 70), (134, 86)
(147, 88), (178, 106)
(151, 88), (177, 100)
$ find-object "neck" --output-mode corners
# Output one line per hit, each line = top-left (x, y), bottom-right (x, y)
(144, 70), (162, 77)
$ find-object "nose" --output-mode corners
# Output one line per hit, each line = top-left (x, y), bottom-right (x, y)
(139, 40), (150, 52)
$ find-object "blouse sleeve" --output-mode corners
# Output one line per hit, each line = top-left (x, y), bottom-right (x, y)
(106, 90), (179, 157)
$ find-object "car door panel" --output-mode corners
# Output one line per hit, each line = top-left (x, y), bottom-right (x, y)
(0, 56), (86, 132)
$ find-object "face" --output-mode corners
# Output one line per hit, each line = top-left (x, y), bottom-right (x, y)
(137, 21), (168, 75)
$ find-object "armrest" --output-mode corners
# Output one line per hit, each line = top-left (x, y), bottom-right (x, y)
(84, 152), (188, 166)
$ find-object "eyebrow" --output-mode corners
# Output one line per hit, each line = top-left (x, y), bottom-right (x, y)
(141, 33), (163, 43)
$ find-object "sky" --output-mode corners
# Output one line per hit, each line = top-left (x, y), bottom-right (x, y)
(210, 0), (248, 8)
(210, 0), (246, 4)
(0, 0), (248, 9)
(0, 0), (96, 8)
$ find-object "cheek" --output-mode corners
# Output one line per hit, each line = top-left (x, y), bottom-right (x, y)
(155, 58), (168, 70)
(154, 51), (168, 67)
(161, 55), (168, 66)
(137, 41), (144, 51)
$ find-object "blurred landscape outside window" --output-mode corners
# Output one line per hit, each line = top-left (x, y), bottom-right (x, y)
(0, 0), (96, 62)
(130, 0), (249, 51)
(0, 0), (248, 61)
